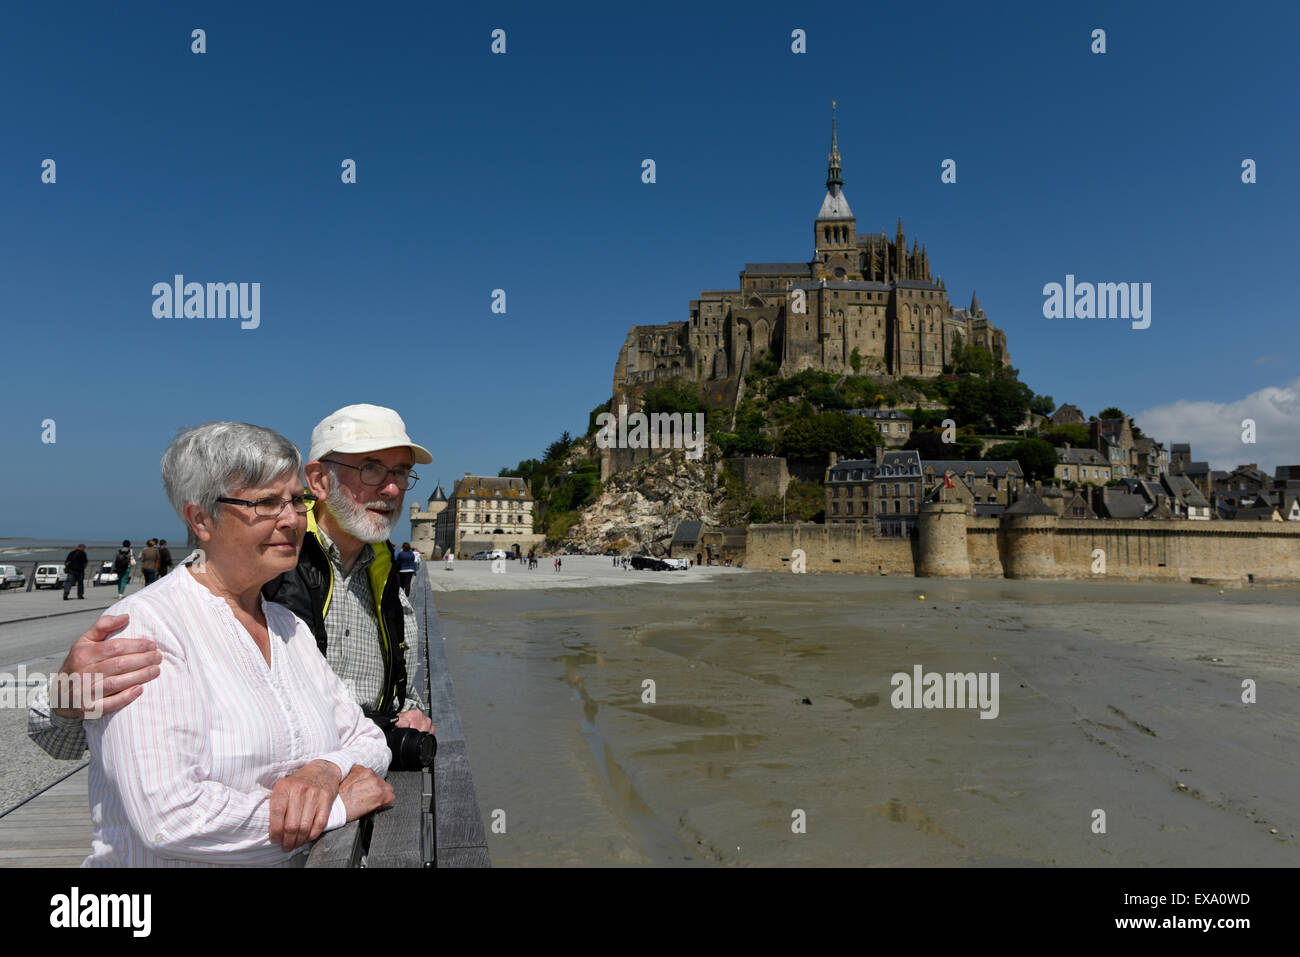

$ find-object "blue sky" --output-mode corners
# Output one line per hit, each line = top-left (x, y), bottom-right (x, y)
(2, 1), (1297, 541)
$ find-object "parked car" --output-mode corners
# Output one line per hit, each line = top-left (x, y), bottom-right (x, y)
(470, 549), (508, 561)
(92, 562), (120, 586)
(34, 564), (67, 589)
(661, 557), (690, 570)
(0, 565), (27, 589)
(630, 554), (675, 571)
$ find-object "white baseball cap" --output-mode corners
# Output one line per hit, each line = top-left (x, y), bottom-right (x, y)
(309, 404), (433, 465)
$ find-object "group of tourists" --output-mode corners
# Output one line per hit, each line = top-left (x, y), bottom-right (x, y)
(60, 539), (173, 600)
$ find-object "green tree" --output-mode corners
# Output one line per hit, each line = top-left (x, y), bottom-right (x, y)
(1029, 393), (1055, 417)
(954, 344), (996, 377)
(984, 438), (1059, 482)
(643, 377), (708, 416)
(587, 398), (612, 436)
(544, 432), (574, 463)
(986, 373), (1033, 433)
(778, 412), (879, 462)
(1042, 423), (1090, 447)
(849, 347), (862, 373)
(806, 383), (847, 410)
(905, 427), (985, 461)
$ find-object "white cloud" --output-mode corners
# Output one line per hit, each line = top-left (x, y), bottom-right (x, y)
(1134, 379), (1300, 474)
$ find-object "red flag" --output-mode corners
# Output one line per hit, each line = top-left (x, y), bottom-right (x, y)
(944, 474), (955, 489)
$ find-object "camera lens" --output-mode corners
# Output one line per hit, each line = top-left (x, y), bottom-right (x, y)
(384, 726), (437, 772)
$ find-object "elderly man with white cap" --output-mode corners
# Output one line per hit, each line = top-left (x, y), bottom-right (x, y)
(29, 404), (435, 761)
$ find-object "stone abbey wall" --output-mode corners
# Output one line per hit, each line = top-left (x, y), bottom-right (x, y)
(729, 457), (790, 499)
(747, 523), (915, 574)
(744, 513), (1300, 583)
(1052, 521), (1300, 582)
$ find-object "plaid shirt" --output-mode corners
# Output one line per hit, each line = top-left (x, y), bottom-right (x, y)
(316, 532), (424, 717)
(28, 538), (424, 760)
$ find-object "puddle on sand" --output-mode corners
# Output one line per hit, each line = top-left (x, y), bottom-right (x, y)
(840, 693), (881, 709)
(874, 797), (956, 843)
(635, 733), (766, 757)
(639, 633), (709, 660)
(557, 643), (700, 864)
(620, 703), (729, 727)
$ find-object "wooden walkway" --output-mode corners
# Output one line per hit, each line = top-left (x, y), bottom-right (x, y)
(0, 765), (91, 867)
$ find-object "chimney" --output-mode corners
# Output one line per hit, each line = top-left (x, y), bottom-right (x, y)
(1063, 441), (1071, 451)
(829, 452), (838, 467)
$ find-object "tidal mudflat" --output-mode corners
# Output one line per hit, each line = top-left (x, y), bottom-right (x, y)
(436, 559), (1300, 866)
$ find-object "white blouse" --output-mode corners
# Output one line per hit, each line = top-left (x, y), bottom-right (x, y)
(83, 566), (391, 867)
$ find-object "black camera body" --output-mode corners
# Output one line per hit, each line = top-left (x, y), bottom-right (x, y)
(364, 707), (437, 773)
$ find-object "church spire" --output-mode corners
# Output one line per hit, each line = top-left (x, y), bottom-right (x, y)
(826, 100), (843, 193)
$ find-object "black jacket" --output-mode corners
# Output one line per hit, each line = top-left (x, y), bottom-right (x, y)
(260, 517), (409, 715)
(64, 549), (88, 573)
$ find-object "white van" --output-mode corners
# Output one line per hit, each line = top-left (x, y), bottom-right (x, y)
(0, 565), (27, 589)
(34, 564), (67, 588)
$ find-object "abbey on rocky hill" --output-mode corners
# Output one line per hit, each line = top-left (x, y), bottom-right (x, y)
(612, 103), (1009, 410)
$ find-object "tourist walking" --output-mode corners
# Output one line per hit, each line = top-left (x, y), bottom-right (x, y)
(444, 550), (455, 571)
(62, 544), (88, 600)
(114, 541), (135, 597)
(140, 539), (160, 586)
(157, 539), (173, 577)
(396, 542), (417, 596)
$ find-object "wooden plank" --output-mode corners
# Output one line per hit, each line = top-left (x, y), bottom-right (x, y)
(436, 845), (492, 868)
(305, 820), (364, 868)
(0, 766), (91, 867)
(413, 570), (490, 868)
(364, 772), (426, 867)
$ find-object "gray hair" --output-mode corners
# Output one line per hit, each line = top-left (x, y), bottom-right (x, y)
(161, 422), (302, 524)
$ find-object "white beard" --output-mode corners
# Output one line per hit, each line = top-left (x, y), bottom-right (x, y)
(324, 483), (399, 543)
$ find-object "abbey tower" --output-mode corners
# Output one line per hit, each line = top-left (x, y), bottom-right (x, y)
(612, 104), (1009, 411)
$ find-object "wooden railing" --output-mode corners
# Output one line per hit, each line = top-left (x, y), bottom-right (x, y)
(308, 564), (490, 867)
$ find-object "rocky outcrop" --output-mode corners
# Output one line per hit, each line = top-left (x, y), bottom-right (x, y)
(563, 445), (728, 554)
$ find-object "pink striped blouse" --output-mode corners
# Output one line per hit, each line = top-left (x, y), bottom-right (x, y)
(83, 566), (391, 867)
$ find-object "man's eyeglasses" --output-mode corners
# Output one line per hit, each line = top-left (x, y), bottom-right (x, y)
(321, 459), (419, 491)
(217, 494), (315, 518)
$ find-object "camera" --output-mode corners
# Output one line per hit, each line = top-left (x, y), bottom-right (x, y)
(364, 707), (437, 772)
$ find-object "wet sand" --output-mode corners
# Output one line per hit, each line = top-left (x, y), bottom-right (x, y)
(436, 564), (1300, 866)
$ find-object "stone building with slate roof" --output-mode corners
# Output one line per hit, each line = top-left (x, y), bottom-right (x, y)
(826, 451), (1024, 536)
(611, 105), (1009, 411)
(847, 408), (913, 447)
(1054, 446), (1112, 485)
(433, 473), (544, 559)
(1050, 403), (1086, 426)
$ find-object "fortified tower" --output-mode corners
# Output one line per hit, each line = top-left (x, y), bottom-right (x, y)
(409, 485), (447, 557)
(1000, 491), (1059, 579)
(916, 501), (971, 578)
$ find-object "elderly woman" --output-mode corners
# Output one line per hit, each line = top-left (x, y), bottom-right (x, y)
(84, 422), (394, 866)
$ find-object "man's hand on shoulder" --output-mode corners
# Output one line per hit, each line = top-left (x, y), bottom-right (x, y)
(53, 614), (161, 719)
(394, 709), (434, 734)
